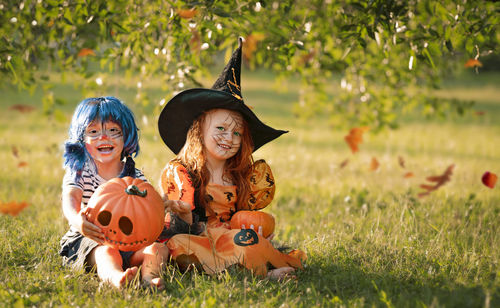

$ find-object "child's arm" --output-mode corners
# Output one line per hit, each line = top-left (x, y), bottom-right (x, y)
(160, 162), (196, 224)
(62, 186), (104, 244)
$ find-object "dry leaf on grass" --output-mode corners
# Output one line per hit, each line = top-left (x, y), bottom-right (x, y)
(9, 104), (36, 113)
(0, 201), (30, 216)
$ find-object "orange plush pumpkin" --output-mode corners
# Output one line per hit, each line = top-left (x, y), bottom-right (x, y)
(85, 177), (164, 251)
(230, 210), (275, 238)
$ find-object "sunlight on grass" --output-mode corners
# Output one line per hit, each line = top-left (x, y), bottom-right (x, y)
(0, 70), (499, 306)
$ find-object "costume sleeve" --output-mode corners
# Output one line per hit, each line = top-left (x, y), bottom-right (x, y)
(240, 159), (276, 210)
(160, 161), (195, 210)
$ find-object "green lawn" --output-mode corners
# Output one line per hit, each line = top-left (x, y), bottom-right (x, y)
(0, 70), (498, 307)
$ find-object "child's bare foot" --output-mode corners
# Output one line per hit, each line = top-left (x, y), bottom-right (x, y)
(109, 266), (138, 289)
(267, 267), (296, 280)
(142, 276), (165, 291)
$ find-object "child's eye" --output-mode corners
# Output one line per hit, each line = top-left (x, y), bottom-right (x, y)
(88, 129), (99, 134)
(233, 131), (241, 137)
(216, 127), (224, 131)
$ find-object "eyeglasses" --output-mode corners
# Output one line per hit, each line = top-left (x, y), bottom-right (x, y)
(84, 127), (123, 140)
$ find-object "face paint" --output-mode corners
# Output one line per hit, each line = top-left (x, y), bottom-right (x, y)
(202, 109), (244, 163)
(84, 120), (124, 166)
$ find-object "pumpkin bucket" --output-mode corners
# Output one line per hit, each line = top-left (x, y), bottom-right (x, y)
(230, 210), (275, 238)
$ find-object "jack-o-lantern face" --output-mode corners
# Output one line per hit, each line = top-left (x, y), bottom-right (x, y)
(85, 177), (164, 251)
(233, 229), (259, 246)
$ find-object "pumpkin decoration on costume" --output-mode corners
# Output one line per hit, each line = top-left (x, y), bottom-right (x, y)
(230, 210), (275, 238)
(85, 176), (164, 251)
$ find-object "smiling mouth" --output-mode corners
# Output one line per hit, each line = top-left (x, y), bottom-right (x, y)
(97, 145), (114, 153)
(218, 143), (231, 150)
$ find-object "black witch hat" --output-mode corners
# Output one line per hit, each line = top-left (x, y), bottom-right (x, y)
(158, 37), (287, 154)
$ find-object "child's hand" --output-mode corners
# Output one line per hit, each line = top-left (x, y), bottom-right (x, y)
(75, 210), (105, 244)
(241, 224), (275, 241)
(165, 200), (191, 214)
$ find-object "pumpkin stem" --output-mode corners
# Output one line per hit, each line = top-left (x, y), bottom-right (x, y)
(125, 185), (147, 197)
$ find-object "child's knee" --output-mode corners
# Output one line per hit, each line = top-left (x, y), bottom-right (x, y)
(148, 242), (170, 258)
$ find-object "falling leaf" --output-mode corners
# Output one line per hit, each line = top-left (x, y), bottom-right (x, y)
(481, 171), (497, 189)
(418, 164), (454, 197)
(177, 8), (198, 19)
(243, 33), (266, 61)
(464, 59), (483, 68)
(339, 159), (349, 169)
(369, 157), (380, 171)
(344, 127), (369, 154)
(9, 104), (36, 113)
(403, 172), (414, 178)
(77, 48), (96, 57)
(0, 201), (30, 216)
(12, 146), (19, 158)
(398, 156), (406, 168)
(299, 49), (317, 65)
(18, 161), (28, 168)
(189, 30), (201, 53)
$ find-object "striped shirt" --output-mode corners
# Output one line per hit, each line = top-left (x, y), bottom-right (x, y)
(62, 164), (147, 208)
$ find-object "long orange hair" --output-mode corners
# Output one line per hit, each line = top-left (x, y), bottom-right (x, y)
(174, 109), (254, 211)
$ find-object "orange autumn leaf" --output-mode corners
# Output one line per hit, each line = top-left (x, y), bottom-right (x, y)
(464, 59), (483, 68)
(243, 33), (265, 61)
(339, 159), (349, 169)
(18, 161), (28, 168)
(0, 201), (30, 216)
(344, 127), (369, 154)
(418, 164), (454, 197)
(403, 172), (414, 178)
(475, 111), (485, 116)
(369, 157), (380, 171)
(398, 156), (406, 168)
(77, 48), (96, 57)
(177, 8), (198, 19)
(9, 104), (36, 113)
(481, 171), (497, 189)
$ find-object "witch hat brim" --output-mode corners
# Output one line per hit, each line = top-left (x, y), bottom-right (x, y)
(158, 38), (287, 154)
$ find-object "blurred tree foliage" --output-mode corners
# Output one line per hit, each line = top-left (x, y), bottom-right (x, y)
(1, 0), (498, 128)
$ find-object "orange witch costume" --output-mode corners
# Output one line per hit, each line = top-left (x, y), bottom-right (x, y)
(156, 37), (306, 276)
(159, 160), (305, 276)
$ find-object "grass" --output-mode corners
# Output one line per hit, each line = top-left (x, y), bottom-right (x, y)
(0, 69), (499, 307)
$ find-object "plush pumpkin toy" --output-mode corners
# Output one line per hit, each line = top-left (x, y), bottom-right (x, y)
(230, 210), (275, 238)
(85, 176), (164, 251)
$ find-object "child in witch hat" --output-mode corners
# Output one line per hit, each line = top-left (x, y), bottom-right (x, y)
(157, 38), (306, 278)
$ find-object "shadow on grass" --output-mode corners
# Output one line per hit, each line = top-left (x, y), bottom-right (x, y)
(298, 251), (498, 307)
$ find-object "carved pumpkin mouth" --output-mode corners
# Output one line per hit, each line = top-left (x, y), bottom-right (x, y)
(103, 234), (149, 247)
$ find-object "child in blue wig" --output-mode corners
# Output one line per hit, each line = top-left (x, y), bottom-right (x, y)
(59, 97), (169, 289)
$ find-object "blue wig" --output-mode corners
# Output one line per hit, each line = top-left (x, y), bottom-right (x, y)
(63, 96), (140, 180)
